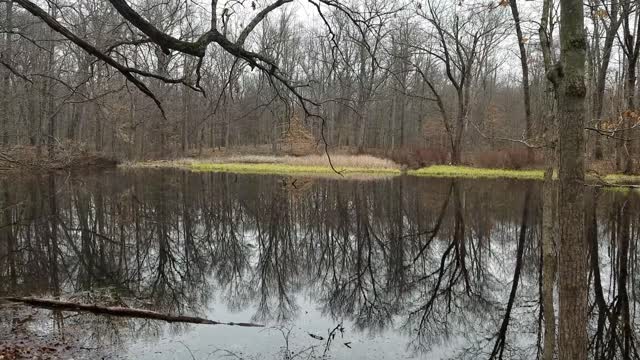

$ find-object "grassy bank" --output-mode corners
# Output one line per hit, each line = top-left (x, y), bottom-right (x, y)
(129, 155), (401, 176)
(601, 173), (640, 185)
(408, 166), (640, 186)
(127, 155), (640, 186)
(189, 162), (401, 175)
(131, 159), (545, 179)
(407, 165), (544, 180)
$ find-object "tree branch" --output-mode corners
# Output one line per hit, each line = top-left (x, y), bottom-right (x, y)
(236, 0), (294, 46)
(14, 0), (167, 117)
(3, 297), (264, 327)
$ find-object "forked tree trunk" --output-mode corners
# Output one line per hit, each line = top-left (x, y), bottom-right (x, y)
(591, 0), (620, 160)
(556, 0), (588, 357)
(451, 142), (462, 165)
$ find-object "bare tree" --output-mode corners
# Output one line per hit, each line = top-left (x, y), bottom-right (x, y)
(415, 0), (507, 164)
(588, 0), (621, 160)
(507, 0), (533, 161)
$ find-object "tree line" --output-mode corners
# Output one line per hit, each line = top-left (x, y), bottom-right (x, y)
(0, 0), (634, 169)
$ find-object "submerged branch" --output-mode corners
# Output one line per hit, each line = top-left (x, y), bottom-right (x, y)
(2, 297), (264, 328)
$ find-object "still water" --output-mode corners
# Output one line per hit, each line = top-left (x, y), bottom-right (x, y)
(0, 170), (636, 359)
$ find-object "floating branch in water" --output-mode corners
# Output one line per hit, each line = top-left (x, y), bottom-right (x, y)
(2, 297), (264, 328)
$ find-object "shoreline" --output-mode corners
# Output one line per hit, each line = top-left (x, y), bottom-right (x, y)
(128, 160), (400, 176)
(123, 159), (640, 187)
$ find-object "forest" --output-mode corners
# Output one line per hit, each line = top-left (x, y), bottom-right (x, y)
(0, 0), (634, 170)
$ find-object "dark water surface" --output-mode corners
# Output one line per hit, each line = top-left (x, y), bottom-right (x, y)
(0, 170), (637, 359)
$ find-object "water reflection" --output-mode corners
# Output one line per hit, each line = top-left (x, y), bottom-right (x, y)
(0, 170), (638, 359)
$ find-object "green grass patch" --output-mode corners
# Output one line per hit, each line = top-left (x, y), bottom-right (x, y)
(189, 162), (401, 176)
(602, 173), (640, 185)
(601, 186), (634, 194)
(408, 165), (545, 180)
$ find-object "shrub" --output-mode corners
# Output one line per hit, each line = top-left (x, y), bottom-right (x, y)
(389, 146), (449, 168)
(471, 148), (541, 169)
(0, 143), (118, 170)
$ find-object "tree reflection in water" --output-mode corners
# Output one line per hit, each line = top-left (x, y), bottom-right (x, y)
(0, 170), (638, 359)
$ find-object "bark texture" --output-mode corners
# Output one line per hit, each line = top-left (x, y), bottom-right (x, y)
(556, 0), (588, 357)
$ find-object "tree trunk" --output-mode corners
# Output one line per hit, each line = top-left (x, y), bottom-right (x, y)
(356, 40), (369, 152)
(451, 142), (461, 165)
(390, 96), (397, 151)
(509, 0), (533, 163)
(556, 0), (588, 357)
(225, 98), (231, 150)
(28, 85), (38, 146)
(182, 91), (190, 155)
(1, 0), (13, 146)
(539, 4), (558, 355)
(94, 75), (104, 153)
(592, 10), (619, 160)
(67, 55), (89, 142)
(157, 51), (169, 157)
(452, 108), (465, 165)
(3, 297), (264, 327)
(44, 6), (57, 160)
(0, 181), (16, 290)
(624, 62), (636, 173)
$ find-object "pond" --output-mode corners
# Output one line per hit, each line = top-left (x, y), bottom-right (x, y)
(0, 170), (635, 359)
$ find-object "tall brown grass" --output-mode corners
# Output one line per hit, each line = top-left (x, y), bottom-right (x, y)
(226, 154), (399, 169)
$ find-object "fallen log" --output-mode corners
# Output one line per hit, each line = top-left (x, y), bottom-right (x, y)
(2, 297), (264, 327)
